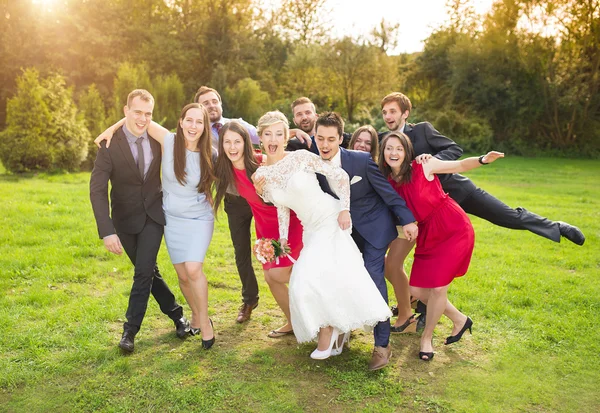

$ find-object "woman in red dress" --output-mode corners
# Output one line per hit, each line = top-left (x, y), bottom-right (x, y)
(379, 132), (503, 360)
(213, 121), (303, 338)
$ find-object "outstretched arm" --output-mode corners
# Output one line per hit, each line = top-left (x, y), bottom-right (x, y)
(422, 151), (504, 179)
(94, 119), (169, 148)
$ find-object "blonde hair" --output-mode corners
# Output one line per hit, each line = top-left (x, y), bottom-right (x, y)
(257, 111), (290, 140)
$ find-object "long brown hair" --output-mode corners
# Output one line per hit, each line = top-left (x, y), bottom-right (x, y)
(213, 121), (259, 216)
(173, 103), (215, 203)
(378, 132), (415, 185)
(349, 125), (379, 162)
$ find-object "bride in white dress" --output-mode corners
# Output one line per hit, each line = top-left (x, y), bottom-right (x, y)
(252, 111), (392, 359)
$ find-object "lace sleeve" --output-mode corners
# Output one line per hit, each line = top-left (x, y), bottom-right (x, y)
(276, 204), (290, 240)
(299, 151), (350, 210)
(254, 166), (290, 240)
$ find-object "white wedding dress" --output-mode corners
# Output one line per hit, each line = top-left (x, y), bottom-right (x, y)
(255, 150), (392, 343)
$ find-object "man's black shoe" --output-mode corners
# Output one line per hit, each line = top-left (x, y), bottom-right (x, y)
(119, 331), (135, 353)
(558, 222), (585, 246)
(174, 317), (191, 338)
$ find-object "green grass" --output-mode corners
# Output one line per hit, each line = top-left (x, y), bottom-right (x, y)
(0, 156), (599, 412)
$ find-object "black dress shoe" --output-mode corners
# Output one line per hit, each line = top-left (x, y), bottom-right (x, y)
(119, 331), (135, 353)
(558, 222), (585, 246)
(174, 317), (190, 339)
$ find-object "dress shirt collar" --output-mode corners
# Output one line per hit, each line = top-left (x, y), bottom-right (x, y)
(122, 124), (148, 143)
(329, 149), (342, 167)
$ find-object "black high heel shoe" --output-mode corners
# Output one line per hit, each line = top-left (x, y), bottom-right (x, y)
(418, 338), (434, 361)
(189, 327), (201, 336)
(202, 319), (215, 350)
(445, 317), (472, 345)
(418, 351), (434, 361)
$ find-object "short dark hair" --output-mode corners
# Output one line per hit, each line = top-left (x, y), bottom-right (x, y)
(194, 86), (222, 103)
(315, 111), (344, 138)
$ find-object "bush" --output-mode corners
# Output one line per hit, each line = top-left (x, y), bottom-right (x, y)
(0, 69), (89, 172)
(78, 84), (106, 170)
(430, 110), (493, 153)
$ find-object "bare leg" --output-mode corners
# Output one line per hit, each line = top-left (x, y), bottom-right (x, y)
(264, 266), (293, 332)
(173, 263), (197, 326)
(385, 238), (416, 326)
(174, 262), (213, 340)
(316, 326), (334, 350)
(411, 285), (467, 358)
(410, 285), (444, 358)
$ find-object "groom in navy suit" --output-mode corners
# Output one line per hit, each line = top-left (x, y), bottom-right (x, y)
(313, 112), (418, 370)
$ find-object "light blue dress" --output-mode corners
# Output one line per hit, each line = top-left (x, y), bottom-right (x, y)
(162, 133), (214, 264)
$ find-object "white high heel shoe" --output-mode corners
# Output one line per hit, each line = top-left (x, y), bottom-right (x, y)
(310, 328), (340, 360)
(331, 331), (350, 357)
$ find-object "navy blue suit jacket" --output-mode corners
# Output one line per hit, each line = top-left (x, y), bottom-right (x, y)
(318, 148), (415, 250)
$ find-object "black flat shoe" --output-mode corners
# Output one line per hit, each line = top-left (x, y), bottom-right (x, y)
(445, 317), (473, 345)
(419, 351), (434, 361)
(202, 319), (215, 350)
(390, 314), (416, 333)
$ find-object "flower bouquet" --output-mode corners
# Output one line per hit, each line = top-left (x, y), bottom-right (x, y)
(253, 238), (294, 265)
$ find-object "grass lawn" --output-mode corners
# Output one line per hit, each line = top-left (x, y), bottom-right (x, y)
(0, 156), (598, 412)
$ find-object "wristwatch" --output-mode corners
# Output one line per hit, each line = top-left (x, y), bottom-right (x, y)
(478, 155), (488, 165)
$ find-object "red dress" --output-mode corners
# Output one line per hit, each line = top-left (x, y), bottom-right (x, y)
(389, 162), (475, 288)
(233, 167), (303, 270)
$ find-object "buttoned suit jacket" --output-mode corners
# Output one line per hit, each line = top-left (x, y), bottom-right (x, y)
(318, 148), (416, 250)
(90, 127), (165, 238)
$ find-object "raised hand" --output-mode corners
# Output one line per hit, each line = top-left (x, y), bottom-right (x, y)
(481, 151), (504, 164)
(415, 154), (433, 164)
(252, 173), (266, 196)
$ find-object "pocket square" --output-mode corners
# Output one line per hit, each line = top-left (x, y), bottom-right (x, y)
(350, 176), (362, 185)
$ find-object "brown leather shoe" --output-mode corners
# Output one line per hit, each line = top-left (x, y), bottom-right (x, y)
(368, 345), (392, 371)
(236, 302), (258, 323)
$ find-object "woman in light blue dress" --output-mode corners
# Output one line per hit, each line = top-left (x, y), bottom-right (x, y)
(97, 103), (216, 349)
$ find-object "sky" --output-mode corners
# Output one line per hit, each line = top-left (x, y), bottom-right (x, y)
(294, 0), (495, 54)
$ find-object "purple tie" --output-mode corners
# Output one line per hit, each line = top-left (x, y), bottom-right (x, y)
(214, 122), (223, 137)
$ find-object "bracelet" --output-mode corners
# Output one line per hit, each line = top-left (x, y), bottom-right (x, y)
(478, 155), (488, 165)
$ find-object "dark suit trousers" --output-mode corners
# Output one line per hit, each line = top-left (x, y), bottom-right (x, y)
(459, 188), (560, 242)
(224, 194), (259, 305)
(119, 217), (183, 335)
(351, 230), (390, 348)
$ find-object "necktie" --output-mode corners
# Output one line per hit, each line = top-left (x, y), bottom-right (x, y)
(214, 122), (223, 136)
(135, 137), (145, 179)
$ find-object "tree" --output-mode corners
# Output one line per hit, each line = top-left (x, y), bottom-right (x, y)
(78, 84), (107, 169)
(0, 69), (89, 172)
(276, 0), (330, 45)
(153, 73), (185, 130)
(369, 19), (400, 53)
(224, 78), (271, 126)
(109, 62), (152, 123)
